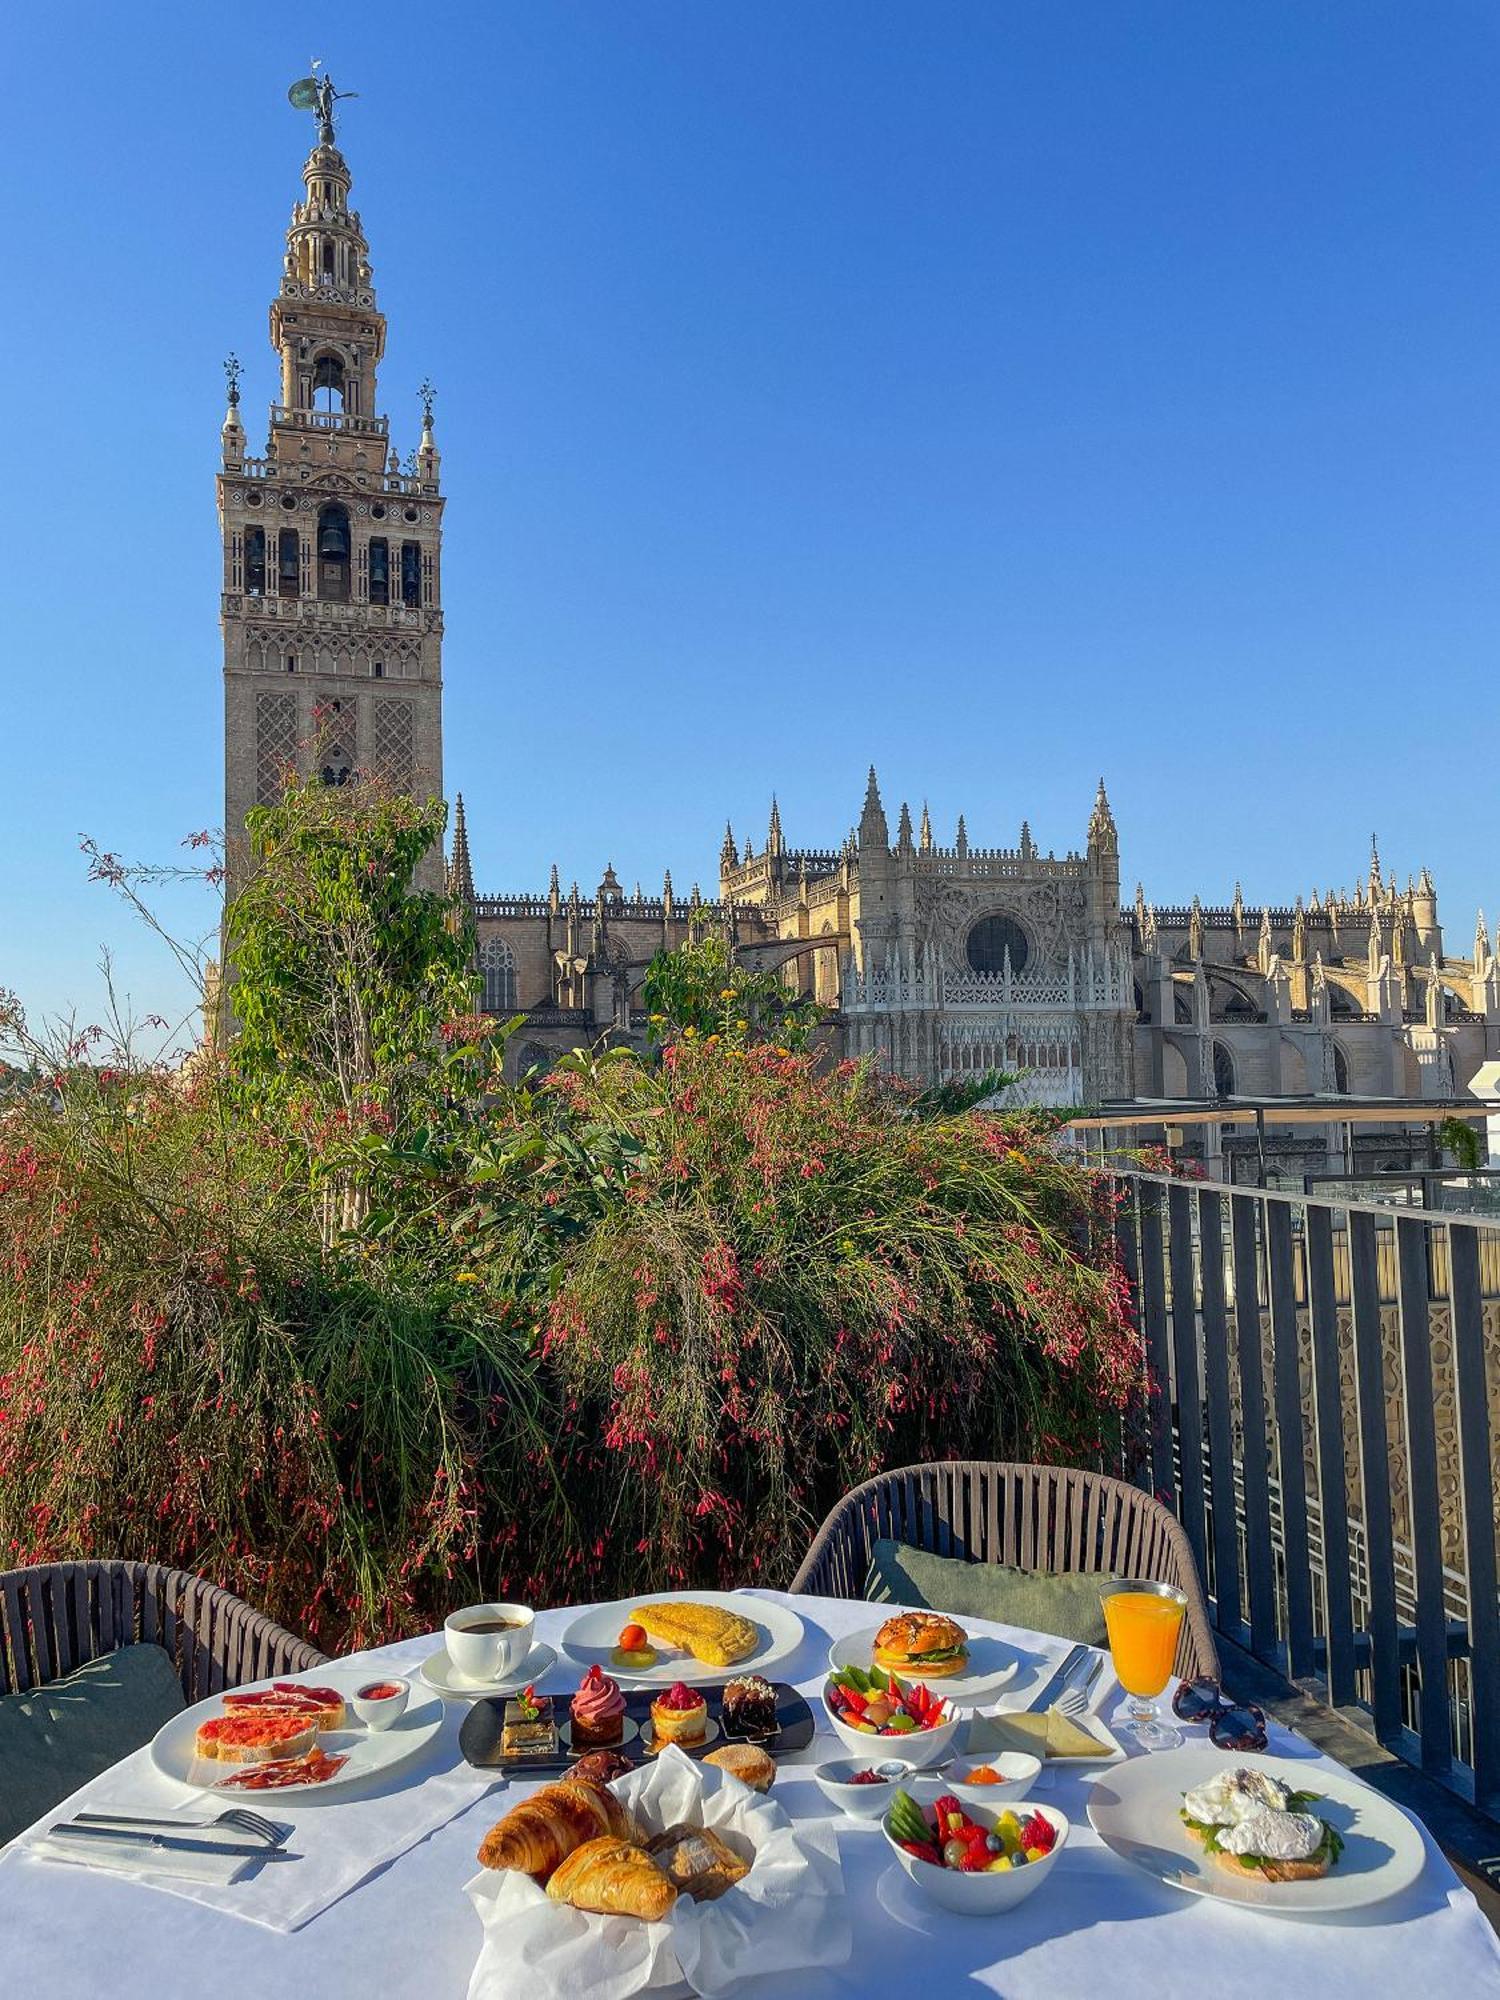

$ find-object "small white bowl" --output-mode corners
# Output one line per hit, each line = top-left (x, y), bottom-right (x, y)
(351, 1677), (411, 1730)
(945, 1751), (1043, 1807)
(812, 1756), (918, 1819)
(883, 1798), (1069, 1915)
(822, 1682), (962, 1770)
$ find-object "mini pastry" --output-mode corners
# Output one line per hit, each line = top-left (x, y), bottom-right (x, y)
(570, 1747), (635, 1785)
(501, 1684), (557, 1759)
(570, 1663), (627, 1748)
(643, 1822), (751, 1901)
(611, 1621), (659, 1672)
(720, 1673), (778, 1738)
(477, 1778), (636, 1880)
(547, 1835), (678, 1920)
(703, 1742), (775, 1793)
(650, 1680), (709, 1747)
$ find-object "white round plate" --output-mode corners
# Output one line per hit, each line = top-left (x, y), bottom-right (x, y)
(640, 1716), (721, 1756)
(418, 1640), (558, 1700)
(828, 1627), (1020, 1706)
(559, 1593), (806, 1686)
(1088, 1747), (1427, 1916)
(150, 1667), (444, 1802)
(559, 1714), (641, 1752)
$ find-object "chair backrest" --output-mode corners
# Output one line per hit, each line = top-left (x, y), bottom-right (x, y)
(0, 1561), (326, 1703)
(790, 1460), (1219, 1680)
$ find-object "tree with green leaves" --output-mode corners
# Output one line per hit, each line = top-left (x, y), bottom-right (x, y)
(641, 930), (822, 1052)
(225, 765), (479, 1232)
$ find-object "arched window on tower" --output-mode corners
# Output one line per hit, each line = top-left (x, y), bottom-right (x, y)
(479, 938), (517, 1015)
(1333, 1043), (1350, 1094)
(367, 537), (389, 605)
(320, 741), (353, 787)
(311, 352), (345, 413)
(400, 542), (422, 608)
(317, 504), (351, 602)
(245, 526), (266, 595)
(277, 527), (300, 598)
(1212, 1041), (1236, 1099)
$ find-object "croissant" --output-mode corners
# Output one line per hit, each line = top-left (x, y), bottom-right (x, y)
(546, 1836), (678, 1921)
(477, 1778), (636, 1880)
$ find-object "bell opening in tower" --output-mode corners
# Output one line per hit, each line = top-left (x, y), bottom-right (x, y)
(312, 352), (346, 414)
(318, 503), (351, 602)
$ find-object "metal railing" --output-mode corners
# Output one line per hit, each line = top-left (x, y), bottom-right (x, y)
(1113, 1170), (1500, 1813)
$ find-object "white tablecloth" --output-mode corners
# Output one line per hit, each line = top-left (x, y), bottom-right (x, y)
(2, 1591), (1497, 1998)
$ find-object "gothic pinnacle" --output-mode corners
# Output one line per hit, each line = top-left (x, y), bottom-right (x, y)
(918, 801), (933, 852)
(767, 795), (783, 855)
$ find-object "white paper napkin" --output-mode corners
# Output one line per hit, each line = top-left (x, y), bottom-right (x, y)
(466, 1745), (850, 2000)
(8, 1727), (500, 1933)
(26, 1831), (257, 1887)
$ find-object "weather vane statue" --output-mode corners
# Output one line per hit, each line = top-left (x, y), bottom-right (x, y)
(287, 61), (358, 144)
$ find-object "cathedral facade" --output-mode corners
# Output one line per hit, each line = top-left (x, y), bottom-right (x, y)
(221, 111), (1500, 1164)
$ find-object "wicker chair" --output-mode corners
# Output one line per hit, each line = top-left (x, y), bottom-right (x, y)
(0, 1561), (327, 1701)
(790, 1461), (1220, 1681)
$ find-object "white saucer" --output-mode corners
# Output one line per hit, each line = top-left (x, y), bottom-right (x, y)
(418, 1640), (558, 1699)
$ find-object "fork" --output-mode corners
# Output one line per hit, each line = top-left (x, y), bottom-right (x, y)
(1052, 1656), (1104, 1719)
(74, 1807), (286, 1847)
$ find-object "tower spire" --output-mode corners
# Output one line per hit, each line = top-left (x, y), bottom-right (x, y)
(767, 795), (783, 857)
(858, 766), (888, 847)
(447, 792), (474, 902)
(918, 801), (933, 853)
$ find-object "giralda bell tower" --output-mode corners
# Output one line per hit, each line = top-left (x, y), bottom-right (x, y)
(218, 76), (444, 888)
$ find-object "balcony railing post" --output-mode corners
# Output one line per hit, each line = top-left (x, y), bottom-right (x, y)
(1448, 1220), (1500, 1808)
(1136, 1182), (1175, 1505)
(1306, 1204), (1356, 1704)
(1395, 1213), (1452, 1778)
(1168, 1182), (1208, 1586)
(1197, 1186), (1241, 1638)
(1230, 1190), (1278, 1660)
(1266, 1199), (1316, 1678)
(1349, 1208), (1402, 1744)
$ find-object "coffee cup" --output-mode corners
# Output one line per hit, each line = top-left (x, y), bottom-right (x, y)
(444, 1602), (535, 1683)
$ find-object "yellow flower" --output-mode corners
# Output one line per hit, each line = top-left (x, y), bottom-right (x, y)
(735, 1019), (748, 1031)
(455, 1271), (478, 1284)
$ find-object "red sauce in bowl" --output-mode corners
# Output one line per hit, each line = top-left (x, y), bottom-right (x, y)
(358, 1681), (405, 1701)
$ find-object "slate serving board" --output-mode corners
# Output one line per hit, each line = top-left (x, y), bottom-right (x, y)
(460, 1680), (814, 1776)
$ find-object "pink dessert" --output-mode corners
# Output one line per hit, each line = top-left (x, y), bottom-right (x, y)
(571, 1663), (627, 1747)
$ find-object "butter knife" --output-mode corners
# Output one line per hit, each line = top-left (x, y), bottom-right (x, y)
(48, 1822), (278, 1860)
(1024, 1642), (1089, 1713)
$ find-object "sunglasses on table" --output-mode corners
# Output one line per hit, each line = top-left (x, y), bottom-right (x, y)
(1170, 1678), (1268, 1751)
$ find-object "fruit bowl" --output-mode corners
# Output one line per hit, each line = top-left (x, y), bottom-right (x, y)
(882, 1797), (1069, 1915)
(822, 1677), (961, 1769)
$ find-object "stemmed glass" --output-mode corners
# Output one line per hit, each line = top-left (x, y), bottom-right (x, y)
(1099, 1580), (1187, 1751)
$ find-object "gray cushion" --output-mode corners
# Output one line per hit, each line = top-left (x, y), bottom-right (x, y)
(864, 1538), (1111, 1648)
(0, 1643), (186, 1844)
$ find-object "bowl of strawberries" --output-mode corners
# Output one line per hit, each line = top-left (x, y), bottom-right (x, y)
(822, 1665), (960, 1769)
(882, 1788), (1069, 1914)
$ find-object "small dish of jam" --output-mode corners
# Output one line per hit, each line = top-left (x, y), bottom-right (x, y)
(352, 1678), (411, 1730)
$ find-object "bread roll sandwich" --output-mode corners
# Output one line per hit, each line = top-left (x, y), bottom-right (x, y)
(871, 1610), (969, 1678)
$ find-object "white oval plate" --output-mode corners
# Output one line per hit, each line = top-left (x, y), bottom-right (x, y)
(418, 1640), (558, 1700)
(1088, 1747), (1427, 1915)
(827, 1627), (1020, 1706)
(150, 1667), (443, 1802)
(559, 1592), (806, 1686)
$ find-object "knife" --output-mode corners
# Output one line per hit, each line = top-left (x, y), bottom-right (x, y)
(1024, 1642), (1089, 1713)
(47, 1822), (281, 1860)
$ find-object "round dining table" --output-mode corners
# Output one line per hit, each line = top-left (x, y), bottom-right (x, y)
(2, 1588), (1497, 1997)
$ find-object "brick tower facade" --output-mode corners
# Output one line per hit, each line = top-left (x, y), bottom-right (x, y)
(219, 85), (444, 888)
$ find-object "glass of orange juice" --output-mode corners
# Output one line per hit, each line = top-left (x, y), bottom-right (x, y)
(1100, 1581), (1187, 1750)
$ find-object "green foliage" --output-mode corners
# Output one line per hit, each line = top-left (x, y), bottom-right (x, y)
(642, 932), (822, 1051)
(1438, 1116), (1484, 1172)
(226, 766), (476, 1130)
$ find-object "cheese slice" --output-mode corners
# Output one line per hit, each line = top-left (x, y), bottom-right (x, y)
(970, 1706), (1101, 1760)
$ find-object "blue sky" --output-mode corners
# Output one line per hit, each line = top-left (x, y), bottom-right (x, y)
(3, 2), (1497, 1034)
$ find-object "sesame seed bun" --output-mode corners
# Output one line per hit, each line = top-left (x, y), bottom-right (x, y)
(871, 1611), (969, 1677)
